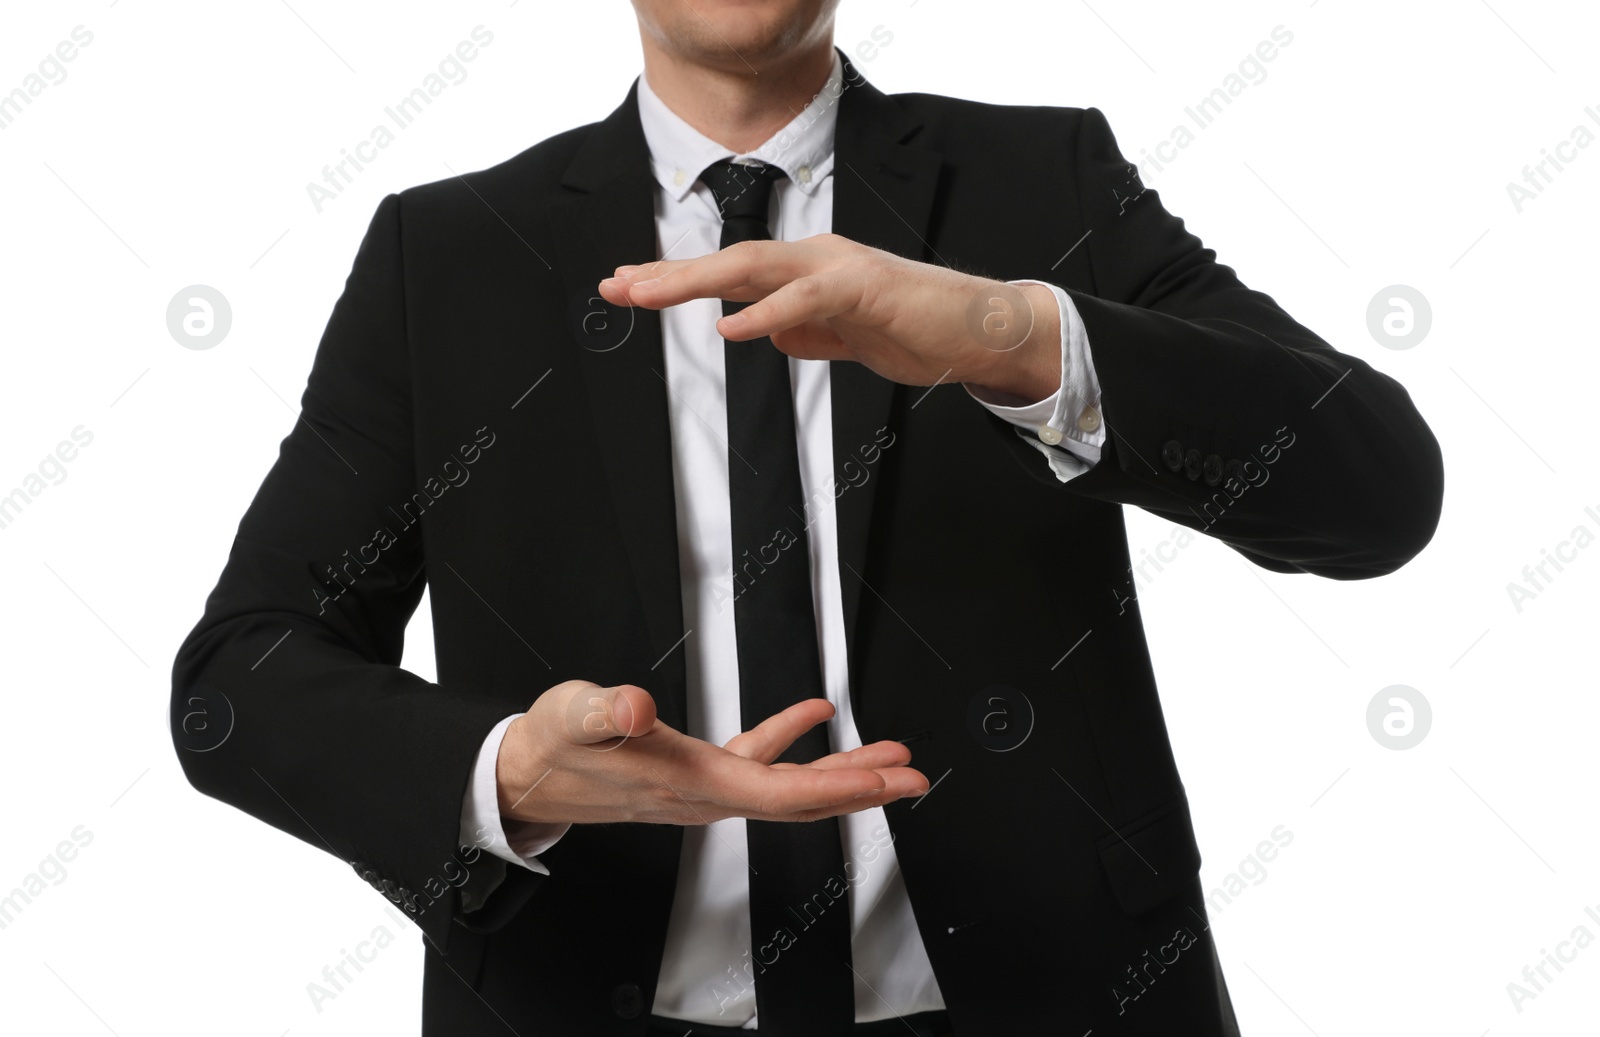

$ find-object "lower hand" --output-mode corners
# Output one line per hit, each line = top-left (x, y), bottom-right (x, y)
(496, 679), (929, 826)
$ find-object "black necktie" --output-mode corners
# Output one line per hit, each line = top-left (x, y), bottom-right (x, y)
(699, 157), (855, 1036)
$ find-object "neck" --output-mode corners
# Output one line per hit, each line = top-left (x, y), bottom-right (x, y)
(638, 38), (835, 155)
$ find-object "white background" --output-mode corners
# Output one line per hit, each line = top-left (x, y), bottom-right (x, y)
(1, 1), (1596, 1033)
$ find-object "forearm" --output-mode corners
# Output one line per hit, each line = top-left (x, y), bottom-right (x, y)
(1020, 288), (1442, 577)
(171, 192), (526, 954)
(975, 104), (1444, 578)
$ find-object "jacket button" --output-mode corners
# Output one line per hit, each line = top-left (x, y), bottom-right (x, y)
(1183, 448), (1203, 481)
(1224, 459), (1247, 492)
(1202, 454), (1223, 486)
(610, 981), (644, 1019)
(1161, 440), (1183, 471)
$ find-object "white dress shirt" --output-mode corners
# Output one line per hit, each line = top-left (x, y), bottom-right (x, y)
(457, 49), (1105, 1026)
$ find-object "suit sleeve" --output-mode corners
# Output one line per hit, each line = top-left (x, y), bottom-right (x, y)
(986, 106), (1444, 579)
(169, 192), (544, 954)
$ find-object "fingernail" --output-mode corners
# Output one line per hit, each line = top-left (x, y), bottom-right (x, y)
(614, 265), (641, 277)
(854, 788), (882, 799)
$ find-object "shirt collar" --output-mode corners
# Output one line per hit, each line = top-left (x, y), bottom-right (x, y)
(635, 48), (841, 203)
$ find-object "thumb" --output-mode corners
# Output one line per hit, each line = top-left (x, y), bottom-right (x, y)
(562, 682), (656, 745)
(769, 319), (848, 362)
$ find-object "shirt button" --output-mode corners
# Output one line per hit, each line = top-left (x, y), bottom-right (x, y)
(797, 165), (812, 185)
(1076, 405), (1101, 433)
(1037, 423), (1064, 446)
(610, 982), (645, 1019)
(672, 169), (686, 186)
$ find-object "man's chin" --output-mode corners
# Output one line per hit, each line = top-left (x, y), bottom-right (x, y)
(671, 13), (812, 63)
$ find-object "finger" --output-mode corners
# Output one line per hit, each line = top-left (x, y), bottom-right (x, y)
(620, 240), (814, 309)
(722, 698), (835, 764)
(642, 734), (883, 826)
(593, 258), (686, 309)
(739, 760), (933, 821)
(786, 766), (931, 822)
(595, 272), (770, 310)
(607, 257), (695, 286)
(716, 757), (890, 819)
(773, 739), (912, 772)
(561, 682), (657, 745)
(715, 273), (855, 343)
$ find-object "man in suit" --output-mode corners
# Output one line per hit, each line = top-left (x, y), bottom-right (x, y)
(171, 2), (1443, 1034)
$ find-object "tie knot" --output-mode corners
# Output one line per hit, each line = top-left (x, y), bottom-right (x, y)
(700, 158), (786, 225)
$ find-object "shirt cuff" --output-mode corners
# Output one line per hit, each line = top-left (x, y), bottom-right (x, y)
(964, 279), (1105, 482)
(461, 713), (572, 873)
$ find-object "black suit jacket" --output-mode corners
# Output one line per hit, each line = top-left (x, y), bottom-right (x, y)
(171, 49), (1442, 1036)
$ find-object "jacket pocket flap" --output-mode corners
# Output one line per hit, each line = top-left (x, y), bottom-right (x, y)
(1094, 795), (1203, 916)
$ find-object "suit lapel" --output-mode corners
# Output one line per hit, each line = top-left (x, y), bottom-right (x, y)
(550, 80), (689, 732)
(828, 54), (943, 690)
(549, 56), (944, 726)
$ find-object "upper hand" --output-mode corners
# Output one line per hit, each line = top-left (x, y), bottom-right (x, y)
(595, 233), (1062, 404)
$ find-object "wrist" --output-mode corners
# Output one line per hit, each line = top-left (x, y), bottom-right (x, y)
(495, 714), (543, 818)
(964, 282), (1062, 405)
